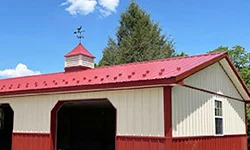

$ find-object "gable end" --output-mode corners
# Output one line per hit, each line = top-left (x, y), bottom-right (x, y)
(184, 62), (243, 100)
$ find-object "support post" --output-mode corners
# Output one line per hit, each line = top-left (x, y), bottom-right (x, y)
(164, 86), (172, 150)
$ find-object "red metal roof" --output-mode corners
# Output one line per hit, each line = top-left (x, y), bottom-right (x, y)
(65, 44), (95, 58)
(0, 52), (233, 95)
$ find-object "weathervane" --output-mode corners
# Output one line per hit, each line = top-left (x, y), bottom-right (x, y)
(74, 26), (85, 44)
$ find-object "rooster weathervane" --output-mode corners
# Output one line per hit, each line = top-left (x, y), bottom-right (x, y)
(74, 26), (84, 44)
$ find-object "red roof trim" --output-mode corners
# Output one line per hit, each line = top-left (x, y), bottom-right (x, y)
(175, 52), (228, 81)
(0, 78), (176, 96)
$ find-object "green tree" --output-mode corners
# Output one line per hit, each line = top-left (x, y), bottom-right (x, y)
(98, 37), (118, 67)
(98, 1), (175, 66)
(209, 45), (250, 88)
(174, 51), (188, 57)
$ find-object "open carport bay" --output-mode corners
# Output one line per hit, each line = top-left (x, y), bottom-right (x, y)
(56, 100), (116, 150)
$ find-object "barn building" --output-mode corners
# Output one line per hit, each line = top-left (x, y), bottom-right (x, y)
(0, 43), (249, 150)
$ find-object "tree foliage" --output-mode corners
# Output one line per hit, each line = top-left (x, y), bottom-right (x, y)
(174, 51), (188, 57)
(98, 37), (118, 66)
(98, 1), (176, 66)
(209, 45), (250, 89)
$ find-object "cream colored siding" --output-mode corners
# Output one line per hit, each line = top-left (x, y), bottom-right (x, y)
(172, 86), (214, 137)
(172, 86), (245, 137)
(184, 62), (242, 100)
(224, 97), (245, 135)
(0, 87), (164, 136)
(172, 62), (246, 137)
(220, 59), (250, 100)
(65, 55), (79, 67)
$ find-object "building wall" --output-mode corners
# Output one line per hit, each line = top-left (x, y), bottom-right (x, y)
(172, 86), (245, 137)
(11, 132), (247, 150)
(12, 133), (50, 150)
(116, 136), (167, 150)
(172, 134), (247, 150)
(0, 87), (164, 137)
(1, 61), (248, 150)
(184, 62), (242, 100)
(172, 62), (246, 137)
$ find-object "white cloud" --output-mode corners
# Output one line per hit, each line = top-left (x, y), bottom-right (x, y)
(61, 0), (119, 16)
(99, 8), (112, 17)
(0, 63), (41, 78)
(99, 0), (119, 12)
(62, 0), (98, 15)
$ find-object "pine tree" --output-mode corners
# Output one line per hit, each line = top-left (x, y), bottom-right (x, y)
(98, 37), (118, 66)
(98, 1), (175, 66)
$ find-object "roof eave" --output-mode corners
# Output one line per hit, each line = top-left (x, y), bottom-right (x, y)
(0, 78), (176, 97)
(175, 52), (228, 82)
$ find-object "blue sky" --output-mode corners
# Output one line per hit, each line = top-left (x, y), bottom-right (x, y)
(0, 0), (250, 78)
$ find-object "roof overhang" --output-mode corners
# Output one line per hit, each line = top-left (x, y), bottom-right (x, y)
(219, 57), (250, 101)
(0, 78), (177, 97)
(0, 52), (248, 100)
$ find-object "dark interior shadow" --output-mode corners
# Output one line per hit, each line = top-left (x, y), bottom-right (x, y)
(56, 100), (116, 150)
(0, 104), (14, 150)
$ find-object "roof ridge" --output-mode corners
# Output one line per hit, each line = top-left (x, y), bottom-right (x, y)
(94, 52), (226, 70)
(0, 52), (226, 82)
(0, 51), (237, 97)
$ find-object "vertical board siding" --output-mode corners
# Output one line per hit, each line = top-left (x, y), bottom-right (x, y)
(12, 133), (50, 150)
(0, 87), (164, 136)
(117, 135), (247, 150)
(219, 59), (249, 100)
(116, 136), (166, 150)
(13, 135), (167, 150)
(224, 98), (245, 135)
(172, 135), (247, 150)
(11, 133), (247, 150)
(184, 62), (242, 100)
(172, 86), (246, 137)
(172, 86), (214, 137)
(172, 62), (246, 137)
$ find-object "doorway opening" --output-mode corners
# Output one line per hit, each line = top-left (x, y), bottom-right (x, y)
(54, 99), (116, 150)
(0, 104), (14, 150)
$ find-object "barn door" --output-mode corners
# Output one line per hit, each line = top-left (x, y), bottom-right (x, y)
(0, 104), (14, 150)
(54, 99), (116, 150)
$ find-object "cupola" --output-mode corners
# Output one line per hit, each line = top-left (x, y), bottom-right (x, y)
(64, 44), (95, 72)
